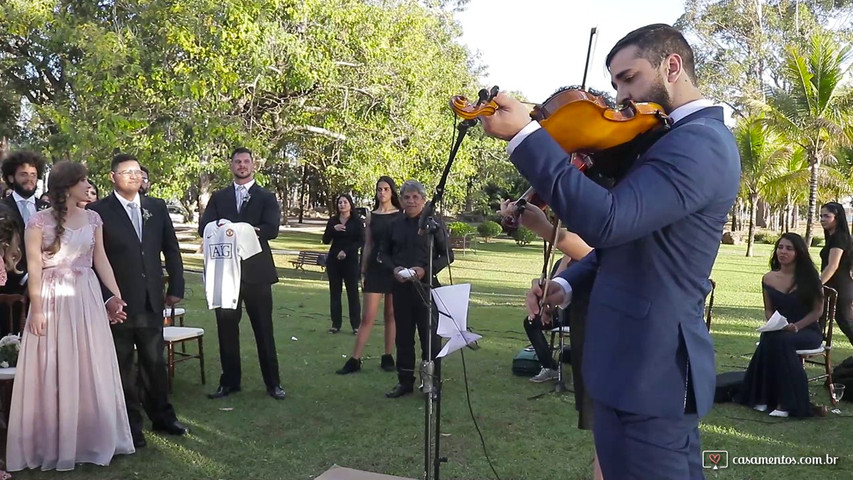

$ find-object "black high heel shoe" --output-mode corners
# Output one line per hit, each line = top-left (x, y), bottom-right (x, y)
(336, 357), (362, 374)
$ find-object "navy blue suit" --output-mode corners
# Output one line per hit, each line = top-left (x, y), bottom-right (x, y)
(511, 106), (740, 479)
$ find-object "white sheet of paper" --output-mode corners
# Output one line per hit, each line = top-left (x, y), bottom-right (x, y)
(756, 310), (788, 332)
(431, 284), (482, 358)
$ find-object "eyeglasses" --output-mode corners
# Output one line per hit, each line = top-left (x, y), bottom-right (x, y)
(115, 169), (143, 178)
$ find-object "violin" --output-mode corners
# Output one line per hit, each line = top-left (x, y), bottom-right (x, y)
(453, 85), (670, 230)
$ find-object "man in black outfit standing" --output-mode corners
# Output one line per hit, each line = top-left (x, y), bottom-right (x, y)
(379, 180), (453, 398)
(0, 151), (49, 335)
(200, 147), (286, 400)
(89, 153), (188, 448)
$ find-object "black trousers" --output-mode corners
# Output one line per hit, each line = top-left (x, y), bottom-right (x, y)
(327, 255), (361, 330)
(214, 282), (280, 389)
(833, 287), (853, 348)
(523, 316), (558, 370)
(112, 313), (177, 436)
(393, 281), (440, 386)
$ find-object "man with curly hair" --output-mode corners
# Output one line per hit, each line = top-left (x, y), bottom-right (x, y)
(0, 150), (48, 334)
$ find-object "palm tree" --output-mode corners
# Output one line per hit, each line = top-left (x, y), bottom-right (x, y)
(764, 33), (853, 246)
(824, 146), (853, 202)
(764, 146), (809, 233)
(736, 118), (792, 256)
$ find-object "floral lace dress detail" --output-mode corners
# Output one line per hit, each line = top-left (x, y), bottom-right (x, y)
(5, 209), (134, 471)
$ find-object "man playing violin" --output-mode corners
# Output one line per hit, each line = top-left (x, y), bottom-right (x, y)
(481, 24), (740, 479)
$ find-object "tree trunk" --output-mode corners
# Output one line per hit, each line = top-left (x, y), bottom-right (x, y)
(298, 164), (308, 224)
(805, 154), (820, 247)
(197, 172), (215, 222)
(747, 193), (758, 257)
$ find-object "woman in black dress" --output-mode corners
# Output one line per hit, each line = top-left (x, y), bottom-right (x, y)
(323, 193), (364, 334)
(337, 177), (402, 374)
(738, 233), (824, 417)
(819, 202), (853, 347)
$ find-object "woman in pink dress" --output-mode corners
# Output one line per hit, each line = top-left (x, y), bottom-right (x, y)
(6, 161), (134, 471)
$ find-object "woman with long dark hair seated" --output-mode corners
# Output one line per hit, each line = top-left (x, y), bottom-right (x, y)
(738, 233), (823, 418)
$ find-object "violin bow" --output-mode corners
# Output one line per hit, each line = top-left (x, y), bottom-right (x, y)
(535, 26), (599, 323)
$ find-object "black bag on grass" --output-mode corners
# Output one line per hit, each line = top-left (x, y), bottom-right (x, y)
(512, 345), (541, 376)
(831, 356), (853, 402)
(714, 371), (746, 403)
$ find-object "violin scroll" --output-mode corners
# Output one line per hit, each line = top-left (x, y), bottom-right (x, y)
(449, 86), (501, 120)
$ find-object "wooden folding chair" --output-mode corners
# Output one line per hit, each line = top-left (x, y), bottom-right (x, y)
(161, 276), (205, 391)
(796, 286), (838, 403)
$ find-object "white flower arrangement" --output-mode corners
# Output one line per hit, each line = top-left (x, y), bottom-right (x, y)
(0, 333), (21, 368)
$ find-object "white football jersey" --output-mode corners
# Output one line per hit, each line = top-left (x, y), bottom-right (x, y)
(202, 220), (262, 309)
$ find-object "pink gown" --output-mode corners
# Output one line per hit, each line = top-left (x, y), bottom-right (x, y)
(5, 209), (134, 471)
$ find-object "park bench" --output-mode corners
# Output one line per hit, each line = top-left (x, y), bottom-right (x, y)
(290, 251), (327, 273)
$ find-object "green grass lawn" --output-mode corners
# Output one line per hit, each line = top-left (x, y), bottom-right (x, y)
(12, 236), (853, 479)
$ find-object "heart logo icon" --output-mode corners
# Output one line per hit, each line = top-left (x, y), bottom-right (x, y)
(709, 453), (721, 464)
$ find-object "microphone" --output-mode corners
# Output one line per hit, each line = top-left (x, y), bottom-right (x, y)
(417, 200), (434, 236)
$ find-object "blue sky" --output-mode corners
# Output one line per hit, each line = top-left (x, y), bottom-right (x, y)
(455, 0), (688, 102)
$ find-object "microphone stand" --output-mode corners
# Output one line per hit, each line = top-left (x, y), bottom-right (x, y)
(419, 115), (479, 480)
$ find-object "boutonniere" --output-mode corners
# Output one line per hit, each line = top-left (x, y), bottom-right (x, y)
(244, 193), (252, 204)
(142, 208), (152, 222)
(38, 204), (49, 211)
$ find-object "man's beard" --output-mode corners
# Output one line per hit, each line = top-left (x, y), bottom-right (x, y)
(645, 75), (674, 113)
(12, 183), (36, 198)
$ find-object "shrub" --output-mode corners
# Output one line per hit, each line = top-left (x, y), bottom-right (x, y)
(448, 221), (476, 237)
(753, 232), (778, 245)
(811, 236), (824, 247)
(477, 221), (502, 241)
(511, 226), (538, 246)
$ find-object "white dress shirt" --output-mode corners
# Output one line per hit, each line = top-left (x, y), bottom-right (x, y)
(114, 191), (143, 237)
(234, 180), (255, 211)
(12, 191), (36, 224)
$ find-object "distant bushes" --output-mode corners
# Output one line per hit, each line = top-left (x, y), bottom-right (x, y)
(477, 221), (502, 241)
(511, 226), (537, 246)
(753, 232), (779, 244)
(448, 221), (476, 237)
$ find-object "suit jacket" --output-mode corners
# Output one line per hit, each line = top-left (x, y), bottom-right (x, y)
(511, 107), (740, 418)
(198, 183), (281, 285)
(88, 193), (185, 320)
(0, 193), (49, 292)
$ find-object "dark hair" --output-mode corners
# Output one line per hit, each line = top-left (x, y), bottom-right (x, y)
(111, 153), (138, 172)
(334, 193), (355, 217)
(139, 165), (149, 176)
(88, 180), (100, 200)
(373, 176), (402, 210)
(2, 150), (46, 188)
(821, 202), (853, 258)
(606, 23), (697, 86)
(0, 204), (22, 273)
(46, 162), (88, 255)
(770, 233), (823, 307)
(231, 147), (253, 161)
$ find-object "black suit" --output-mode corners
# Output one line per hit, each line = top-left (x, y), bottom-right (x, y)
(199, 182), (281, 390)
(88, 193), (184, 437)
(0, 194), (49, 334)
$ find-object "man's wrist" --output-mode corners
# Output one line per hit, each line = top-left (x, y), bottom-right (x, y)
(507, 121), (541, 155)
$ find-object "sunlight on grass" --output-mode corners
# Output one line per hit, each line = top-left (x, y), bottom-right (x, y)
(17, 235), (852, 480)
